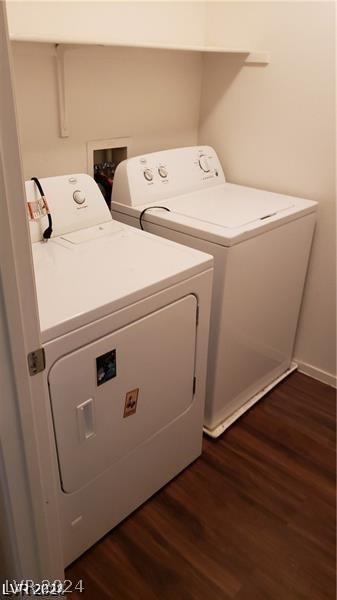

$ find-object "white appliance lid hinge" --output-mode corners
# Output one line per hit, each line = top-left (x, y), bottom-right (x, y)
(27, 347), (46, 376)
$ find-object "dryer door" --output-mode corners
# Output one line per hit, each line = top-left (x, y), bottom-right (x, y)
(49, 295), (197, 493)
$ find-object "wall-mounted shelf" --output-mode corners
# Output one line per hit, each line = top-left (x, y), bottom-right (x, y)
(13, 37), (270, 138)
(11, 34), (270, 64)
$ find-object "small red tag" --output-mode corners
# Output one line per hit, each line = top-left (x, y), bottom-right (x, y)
(27, 196), (49, 220)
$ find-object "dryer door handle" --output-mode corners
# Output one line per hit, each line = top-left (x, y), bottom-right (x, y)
(77, 398), (96, 442)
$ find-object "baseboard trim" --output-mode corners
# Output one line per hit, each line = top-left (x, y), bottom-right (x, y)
(295, 360), (337, 388)
(203, 362), (298, 438)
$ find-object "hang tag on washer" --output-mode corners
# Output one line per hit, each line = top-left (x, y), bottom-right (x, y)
(27, 196), (50, 221)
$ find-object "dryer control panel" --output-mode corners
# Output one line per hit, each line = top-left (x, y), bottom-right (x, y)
(26, 173), (112, 243)
(112, 146), (225, 207)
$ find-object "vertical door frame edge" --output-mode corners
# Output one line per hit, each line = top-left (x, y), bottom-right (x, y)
(0, 2), (64, 581)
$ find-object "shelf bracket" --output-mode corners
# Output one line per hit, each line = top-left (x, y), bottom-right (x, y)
(55, 44), (69, 138)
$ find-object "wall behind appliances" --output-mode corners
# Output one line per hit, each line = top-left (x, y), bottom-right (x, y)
(12, 42), (203, 178)
(199, 1), (336, 385)
(7, 1), (206, 47)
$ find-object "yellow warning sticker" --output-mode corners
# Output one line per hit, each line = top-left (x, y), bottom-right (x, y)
(123, 388), (139, 418)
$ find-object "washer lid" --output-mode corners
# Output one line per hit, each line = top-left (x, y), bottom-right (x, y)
(126, 181), (317, 246)
(164, 183), (295, 229)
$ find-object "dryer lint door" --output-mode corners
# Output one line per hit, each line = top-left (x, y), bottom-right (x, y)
(49, 295), (197, 493)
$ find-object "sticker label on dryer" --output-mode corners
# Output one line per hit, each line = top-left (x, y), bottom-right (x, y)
(123, 388), (139, 417)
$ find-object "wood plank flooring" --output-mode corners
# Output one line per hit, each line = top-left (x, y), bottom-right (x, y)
(66, 372), (336, 599)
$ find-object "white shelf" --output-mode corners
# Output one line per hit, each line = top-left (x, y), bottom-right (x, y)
(10, 34), (270, 64)
(12, 35), (270, 139)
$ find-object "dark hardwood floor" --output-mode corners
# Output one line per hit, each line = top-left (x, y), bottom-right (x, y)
(66, 372), (336, 599)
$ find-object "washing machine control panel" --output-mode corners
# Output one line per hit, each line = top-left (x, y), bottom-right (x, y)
(113, 146), (225, 207)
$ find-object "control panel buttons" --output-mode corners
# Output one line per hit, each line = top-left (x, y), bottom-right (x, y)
(199, 155), (210, 173)
(158, 166), (168, 178)
(73, 190), (86, 205)
(143, 168), (153, 182)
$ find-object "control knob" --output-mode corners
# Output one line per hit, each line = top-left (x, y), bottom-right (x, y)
(158, 166), (168, 178)
(143, 168), (153, 182)
(199, 155), (210, 173)
(73, 190), (86, 205)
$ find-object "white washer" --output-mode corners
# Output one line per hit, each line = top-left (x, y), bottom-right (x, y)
(111, 146), (317, 438)
(26, 173), (213, 565)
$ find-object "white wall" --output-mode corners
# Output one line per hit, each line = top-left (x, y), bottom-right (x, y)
(12, 42), (203, 178)
(7, 0), (206, 47)
(199, 1), (336, 384)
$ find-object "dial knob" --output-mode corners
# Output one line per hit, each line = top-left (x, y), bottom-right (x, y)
(158, 166), (168, 178)
(199, 155), (210, 173)
(73, 190), (86, 205)
(143, 168), (153, 182)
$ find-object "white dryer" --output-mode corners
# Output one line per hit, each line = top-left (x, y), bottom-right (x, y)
(25, 173), (213, 565)
(111, 146), (317, 438)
